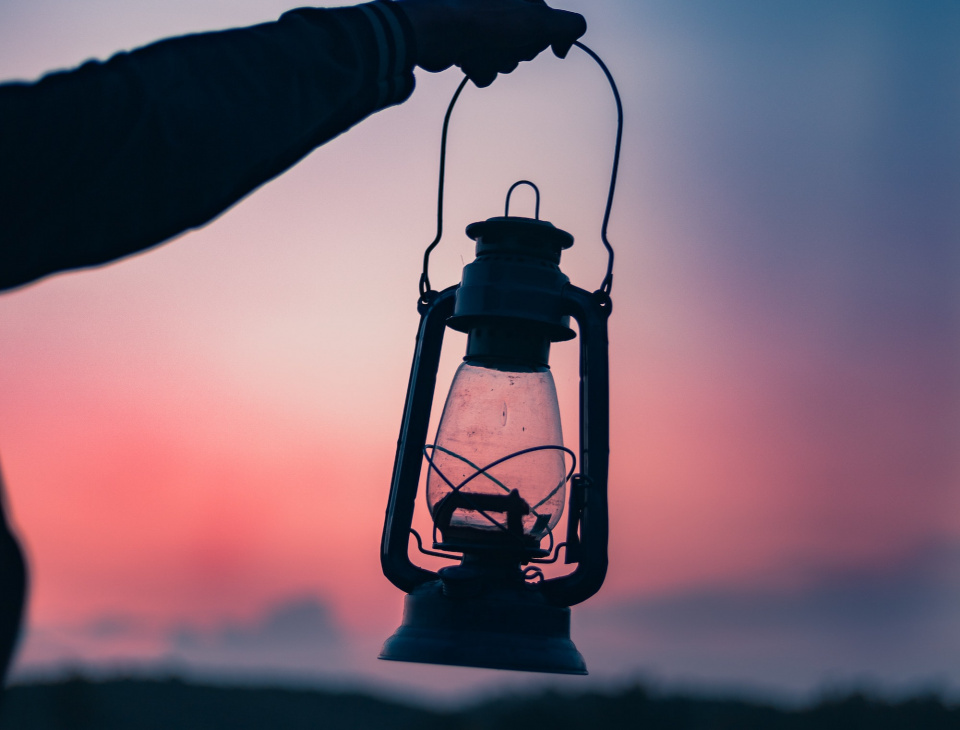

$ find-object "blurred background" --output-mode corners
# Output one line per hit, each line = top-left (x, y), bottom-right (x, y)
(1, 0), (958, 708)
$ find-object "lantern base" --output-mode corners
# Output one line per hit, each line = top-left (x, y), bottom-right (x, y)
(379, 580), (587, 675)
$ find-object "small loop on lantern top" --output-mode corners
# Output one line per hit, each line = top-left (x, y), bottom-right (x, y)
(505, 180), (541, 220)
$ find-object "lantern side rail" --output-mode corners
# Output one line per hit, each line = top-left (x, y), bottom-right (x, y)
(380, 286), (458, 593)
(539, 283), (611, 607)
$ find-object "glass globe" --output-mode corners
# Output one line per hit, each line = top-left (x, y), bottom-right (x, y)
(426, 359), (567, 550)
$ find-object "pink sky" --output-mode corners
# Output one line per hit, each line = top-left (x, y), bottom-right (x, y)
(1, 0), (958, 701)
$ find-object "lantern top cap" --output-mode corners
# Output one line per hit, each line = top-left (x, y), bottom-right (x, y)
(466, 217), (574, 259)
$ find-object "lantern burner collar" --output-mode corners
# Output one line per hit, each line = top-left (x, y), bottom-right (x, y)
(466, 216), (574, 263)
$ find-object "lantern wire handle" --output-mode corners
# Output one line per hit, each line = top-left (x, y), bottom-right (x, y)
(505, 180), (541, 220)
(420, 76), (470, 301)
(572, 41), (621, 296)
(418, 42), (623, 300)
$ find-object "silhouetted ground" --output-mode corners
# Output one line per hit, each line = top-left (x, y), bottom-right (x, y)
(1, 677), (957, 729)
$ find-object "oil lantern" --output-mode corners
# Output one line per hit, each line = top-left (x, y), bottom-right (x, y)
(379, 44), (621, 675)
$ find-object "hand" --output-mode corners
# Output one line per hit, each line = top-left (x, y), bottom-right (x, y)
(396, 0), (587, 87)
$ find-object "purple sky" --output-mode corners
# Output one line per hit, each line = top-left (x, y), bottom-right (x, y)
(1, 0), (958, 704)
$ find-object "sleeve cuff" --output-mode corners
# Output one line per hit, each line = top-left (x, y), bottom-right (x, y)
(356, 1), (417, 108)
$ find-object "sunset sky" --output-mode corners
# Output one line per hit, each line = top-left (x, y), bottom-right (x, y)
(1, 0), (958, 704)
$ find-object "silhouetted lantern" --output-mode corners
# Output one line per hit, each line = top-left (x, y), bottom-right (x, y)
(379, 46), (621, 675)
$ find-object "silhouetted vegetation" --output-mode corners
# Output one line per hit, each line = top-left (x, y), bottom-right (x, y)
(1, 677), (957, 729)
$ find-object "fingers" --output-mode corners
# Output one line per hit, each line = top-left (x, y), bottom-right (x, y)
(459, 4), (585, 87)
(548, 8), (587, 59)
(461, 53), (520, 88)
(466, 68), (498, 88)
(551, 39), (575, 60)
(399, 0), (587, 84)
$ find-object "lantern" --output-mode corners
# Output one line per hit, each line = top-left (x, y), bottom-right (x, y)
(379, 44), (621, 675)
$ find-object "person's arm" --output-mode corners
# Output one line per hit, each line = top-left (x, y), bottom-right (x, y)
(0, 2), (417, 291)
(0, 459), (27, 687)
(0, 0), (585, 292)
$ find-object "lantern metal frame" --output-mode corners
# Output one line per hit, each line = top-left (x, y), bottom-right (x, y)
(378, 42), (622, 674)
(380, 276), (611, 594)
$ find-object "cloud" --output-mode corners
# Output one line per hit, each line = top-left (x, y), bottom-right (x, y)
(11, 595), (348, 682)
(167, 596), (345, 674)
(575, 541), (960, 697)
(81, 615), (148, 641)
(12, 616), (165, 675)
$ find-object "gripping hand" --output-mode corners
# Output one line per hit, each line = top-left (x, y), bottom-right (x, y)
(397, 0), (586, 87)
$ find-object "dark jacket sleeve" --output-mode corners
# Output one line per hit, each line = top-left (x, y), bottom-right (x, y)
(0, 1), (416, 292)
